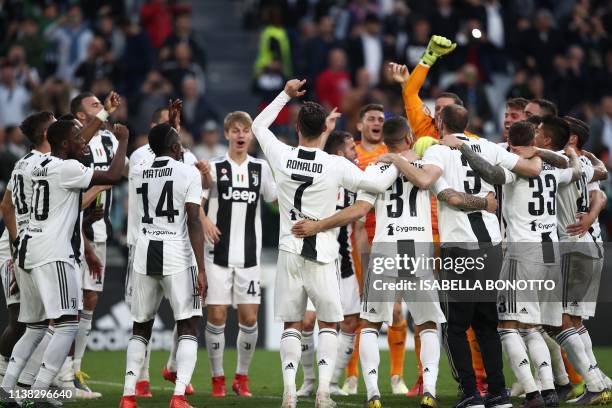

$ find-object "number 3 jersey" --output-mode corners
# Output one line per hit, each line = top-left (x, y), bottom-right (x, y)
(19, 157), (94, 269)
(130, 156), (203, 275)
(424, 135), (520, 245)
(203, 154), (277, 268)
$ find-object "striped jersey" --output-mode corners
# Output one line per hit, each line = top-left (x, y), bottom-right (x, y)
(131, 156), (202, 276)
(424, 134), (520, 245)
(18, 157), (93, 269)
(203, 154), (276, 268)
(0, 229), (10, 265)
(335, 187), (356, 278)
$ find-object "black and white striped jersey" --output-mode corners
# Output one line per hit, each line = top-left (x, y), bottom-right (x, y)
(203, 154), (276, 268)
(424, 135), (520, 245)
(18, 157), (93, 269)
(131, 156), (202, 276)
(335, 187), (356, 278)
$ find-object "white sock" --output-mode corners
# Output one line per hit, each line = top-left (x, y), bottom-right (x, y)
(556, 328), (604, 392)
(236, 323), (258, 375)
(73, 309), (93, 373)
(1, 324), (47, 389)
(174, 335), (198, 395)
(577, 326), (603, 383)
(138, 340), (152, 382)
(360, 328), (380, 400)
(280, 329), (301, 395)
(317, 328), (337, 394)
(123, 335), (148, 396)
(166, 325), (178, 372)
(522, 328), (554, 391)
(420, 329), (440, 397)
(205, 322), (225, 377)
(301, 330), (315, 381)
(541, 329), (569, 385)
(32, 321), (78, 389)
(19, 327), (54, 386)
(498, 328), (538, 394)
(331, 331), (355, 384)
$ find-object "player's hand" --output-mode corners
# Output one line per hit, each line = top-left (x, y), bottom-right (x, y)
(84, 208), (105, 228)
(202, 216), (221, 244)
(291, 220), (320, 238)
(284, 79), (307, 98)
(510, 145), (538, 159)
(112, 123), (129, 142)
(485, 192), (497, 213)
(8, 260), (18, 295)
(376, 153), (397, 164)
(195, 160), (210, 176)
(388, 62), (410, 84)
(85, 250), (103, 282)
(420, 35), (456, 66)
(564, 146), (577, 158)
(168, 99), (182, 131)
(197, 269), (208, 300)
(104, 91), (121, 114)
(566, 212), (595, 237)
(582, 150), (597, 163)
(325, 107), (341, 133)
(439, 133), (463, 149)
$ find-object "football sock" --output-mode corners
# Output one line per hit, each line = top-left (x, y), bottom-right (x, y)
(556, 328), (604, 392)
(236, 323), (258, 375)
(32, 320), (78, 389)
(388, 320), (407, 377)
(415, 329), (423, 376)
(72, 309), (93, 373)
(1, 324), (47, 389)
(166, 325), (178, 372)
(499, 328), (538, 393)
(19, 327), (54, 386)
(174, 335), (198, 395)
(420, 329), (440, 397)
(345, 327), (360, 378)
(138, 340), (152, 381)
(317, 328), (337, 394)
(360, 328), (381, 400)
(205, 322), (225, 377)
(541, 329), (570, 385)
(122, 335), (148, 396)
(522, 328), (554, 390)
(331, 331), (355, 384)
(280, 329), (301, 394)
(577, 326), (608, 387)
(300, 330), (315, 381)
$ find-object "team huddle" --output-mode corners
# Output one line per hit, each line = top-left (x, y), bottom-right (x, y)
(0, 34), (610, 408)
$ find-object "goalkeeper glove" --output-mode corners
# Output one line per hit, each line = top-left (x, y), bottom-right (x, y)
(420, 35), (457, 66)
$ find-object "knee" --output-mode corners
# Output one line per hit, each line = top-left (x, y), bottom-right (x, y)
(83, 290), (98, 309)
(417, 321), (437, 332)
(340, 315), (359, 333)
(239, 316), (258, 328)
(317, 321), (337, 331)
(177, 317), (200, 337)
(207, 307), (227, 326)
(133, 320), (154, 339)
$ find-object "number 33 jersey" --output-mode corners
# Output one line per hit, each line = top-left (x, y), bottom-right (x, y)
(20, 157), (93, 269)
(130, 156), (203, 276)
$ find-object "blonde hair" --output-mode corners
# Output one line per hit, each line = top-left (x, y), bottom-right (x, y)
(224, 111), (253, 132)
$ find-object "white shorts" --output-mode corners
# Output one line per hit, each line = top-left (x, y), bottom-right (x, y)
(305, 267), (360, 316)
(1, 259), (19, 306)
(360, 273), (446, 325)
(561, 253), (603, 318)
(205, 262), (261, 305)
(275, 250), (343, 323)
(497, 258), (562, 327)
(81, 241), (106, 292)
(125, 244), (135, 308)
(18, 261), (81, 323)
(131, 267), (203, 323)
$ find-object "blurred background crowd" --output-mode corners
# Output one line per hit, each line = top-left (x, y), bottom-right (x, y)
(0, 0), (611, 240)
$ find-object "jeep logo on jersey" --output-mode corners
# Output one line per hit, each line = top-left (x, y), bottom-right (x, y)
(221, 187), (258, 204)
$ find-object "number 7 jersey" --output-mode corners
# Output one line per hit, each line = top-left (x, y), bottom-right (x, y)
(130, 156), (203, 276)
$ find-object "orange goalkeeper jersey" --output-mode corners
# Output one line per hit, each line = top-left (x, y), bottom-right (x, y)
(356, 142), (388, 243)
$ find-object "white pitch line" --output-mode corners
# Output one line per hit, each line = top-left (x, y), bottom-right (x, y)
(87, 380), (363, 407)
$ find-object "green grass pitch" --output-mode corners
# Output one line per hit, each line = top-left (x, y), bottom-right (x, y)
(77, 347), (612, 407)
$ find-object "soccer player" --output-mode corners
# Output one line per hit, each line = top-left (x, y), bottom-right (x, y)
(293, 117), (450, 408)
(502, 98), (529, 143)
(202, 111), (276, 397)
(443, 121), (582, 408)
(296, 130), (363, 398)
(251, 79), (400, 408)
(524, 99), (558, 119)
(119, 123), (206, 408)
(1, 119), (126, 405)
(126, 101), (200, 397)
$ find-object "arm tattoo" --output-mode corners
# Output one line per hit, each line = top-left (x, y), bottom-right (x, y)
(458, 144), (506, 185)
(437, 188), (487, 211)
(537, 149), (568, 168)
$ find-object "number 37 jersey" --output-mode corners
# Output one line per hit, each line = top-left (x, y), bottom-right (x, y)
(130, 156), (202, 276)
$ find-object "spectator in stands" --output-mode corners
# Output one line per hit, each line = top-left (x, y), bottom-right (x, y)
(180, 76), (219, 136)
(316, 48), (351, 111)
(11, 17), (46, 78)
(140, 0), (173, 49)
(160, 43), (206, 95)
(430, 0), (461, 42)
(193, 120), (227, 161)
(4, 125), (27, 158)
(295, 16), (341, 90)
(254, 5), (292, 78)
(587, 94), (612, 165)
(30, 76), (72, 118)
(381, 0), (411, 64)
(74, 36), (119, 91)
(518, 8), (564, 75)
(347, 13), (384, 86)
(96, 13), (125, 61)
(44, 4), (93, 82)
(132, 70), (173, 135)
(447, 63), (493, 134)
(0, 60), (30, 128)
(161, 11), (206, 69)
(6, 44), (40, 90)
(405, 18), (431, 69)
(118, 19), (154, 98)
(341, 67), (374, 135)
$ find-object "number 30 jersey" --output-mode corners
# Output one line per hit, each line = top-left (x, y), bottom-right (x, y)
(19, 157), (93, 269)
(131, 156), (202, 276)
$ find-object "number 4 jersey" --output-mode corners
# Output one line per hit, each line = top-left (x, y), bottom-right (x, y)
(131, 156), (203, 276)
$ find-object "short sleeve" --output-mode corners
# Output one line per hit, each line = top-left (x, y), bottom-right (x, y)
(502, 167), (516, 184)
(60, 160), (94, 190)
(261, 161), (277, 202)
(183, 150), (198, 166)
(581, 161), (595, 183)
(356, 164), (383, 205)
(556, 168), (574, 186)
(185, 168), (203, 205)
(338, 157), (365, 193)
(431, 174), (450, 196)
(587, 181), (600, 192)
(6, 175), (13, 192)
(422, 145), (445, 171)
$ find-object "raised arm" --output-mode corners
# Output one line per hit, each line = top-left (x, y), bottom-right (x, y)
(583, 150), (608, 181)
(78, 91), (121, 143)
(89, 124), (128, 186)
(186, 202), (207, 299)
(380, 152), (442, 189)
(81, 185), (111, 209)
(291, 200), (373, 238)
(437, 190), (497, 212)
(357, 164), (399, 193)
